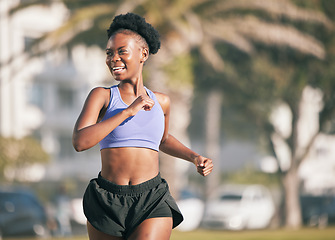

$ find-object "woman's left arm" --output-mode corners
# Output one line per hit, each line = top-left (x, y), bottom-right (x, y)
(155, 92), (213, 177)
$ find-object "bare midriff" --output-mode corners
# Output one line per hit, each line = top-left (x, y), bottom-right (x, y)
(100, 147), (160, 186)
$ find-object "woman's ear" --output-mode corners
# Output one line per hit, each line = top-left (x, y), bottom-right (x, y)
(140, 47), (149, 63)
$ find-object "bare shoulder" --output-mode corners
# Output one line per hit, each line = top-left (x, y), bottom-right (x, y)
(87, 87), (110, 107)
(154, 92), (170, 112)
(89, 86), (110, 97)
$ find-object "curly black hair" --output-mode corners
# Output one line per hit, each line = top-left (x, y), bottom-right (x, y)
(107, 13), (161, 55)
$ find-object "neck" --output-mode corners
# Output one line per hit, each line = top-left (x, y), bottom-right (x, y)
(118, 77), (146, 97)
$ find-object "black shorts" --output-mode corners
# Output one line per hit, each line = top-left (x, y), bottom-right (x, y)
(83, 173), (183, 238)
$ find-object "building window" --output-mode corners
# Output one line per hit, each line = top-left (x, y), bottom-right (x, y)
(58, 86), (74, 110)
(27, 83), (44, 109)
(24, 37), (35, 52)
(58, 134), (75, 159)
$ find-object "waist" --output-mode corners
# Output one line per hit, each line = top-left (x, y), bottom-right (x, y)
(100, 147), (159, 185)
(97, 172), (162, 195)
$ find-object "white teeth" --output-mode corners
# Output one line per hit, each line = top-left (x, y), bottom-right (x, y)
(113, 67), (124, 71)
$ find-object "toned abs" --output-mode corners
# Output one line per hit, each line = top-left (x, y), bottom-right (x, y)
(100, 147), (160, 185)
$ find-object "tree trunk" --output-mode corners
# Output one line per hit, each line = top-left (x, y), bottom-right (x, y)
(158, 89), (193, 199)
(282, 165), (302, 229)
(274, 86), (323, 228)
(205, 90), (222, 198)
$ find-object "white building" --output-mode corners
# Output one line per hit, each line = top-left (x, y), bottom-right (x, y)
(299, 134), (335, 195)
(0, 0), (110, 181)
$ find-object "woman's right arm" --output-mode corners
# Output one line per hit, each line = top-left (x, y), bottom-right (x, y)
(72, 87), (154, 152)
(72, 87), (128, 152)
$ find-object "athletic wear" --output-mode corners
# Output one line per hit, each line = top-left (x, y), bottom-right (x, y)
(99, 85), (164, 151)
(83, 173), (184, 238)
(86, 86), (183, 238)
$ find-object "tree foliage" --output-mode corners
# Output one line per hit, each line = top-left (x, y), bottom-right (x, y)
(193, 0), (335, 140)
(191, 0), (335, 228)
(0, 137), (49, 180)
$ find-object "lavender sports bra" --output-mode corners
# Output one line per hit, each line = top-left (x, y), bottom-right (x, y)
(99, 85), (165, 151)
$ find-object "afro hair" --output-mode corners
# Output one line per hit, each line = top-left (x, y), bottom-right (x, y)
(107, 13), (161, 55)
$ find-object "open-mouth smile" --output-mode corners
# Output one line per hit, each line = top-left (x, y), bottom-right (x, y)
(112, 66), (126, 73)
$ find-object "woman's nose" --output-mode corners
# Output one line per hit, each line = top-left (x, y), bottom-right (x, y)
(112, 53), (121, 62)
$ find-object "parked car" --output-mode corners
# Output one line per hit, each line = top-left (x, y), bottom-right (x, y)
(301, 195), (335, 228)
(176, 190), (205, 231)
(202, 184), (275, 230)
(0, 187), (49, 238)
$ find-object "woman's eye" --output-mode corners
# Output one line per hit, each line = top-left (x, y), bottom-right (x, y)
(119, 49), (127, 54)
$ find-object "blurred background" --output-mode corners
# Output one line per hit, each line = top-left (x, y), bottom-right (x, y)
(1, 0), (335, 238)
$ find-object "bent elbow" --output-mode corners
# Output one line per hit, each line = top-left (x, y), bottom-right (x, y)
(73, 142), (83, 152)
(73, 144), (83, 152)
(72, 138), (87, 152)
(72, 130), (98, 152)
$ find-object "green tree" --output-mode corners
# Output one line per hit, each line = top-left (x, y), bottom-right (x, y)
(0, 137), (49, 181)
(192, 0), (335, 228)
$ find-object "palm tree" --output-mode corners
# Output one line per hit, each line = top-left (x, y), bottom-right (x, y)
(12, 0), (333, 227)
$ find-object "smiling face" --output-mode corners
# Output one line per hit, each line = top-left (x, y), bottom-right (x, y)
(105, 31), (148, 82)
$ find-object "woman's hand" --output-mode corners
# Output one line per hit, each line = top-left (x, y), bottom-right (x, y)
(194, 155), (214, 177)
(126, 95), (155, 116)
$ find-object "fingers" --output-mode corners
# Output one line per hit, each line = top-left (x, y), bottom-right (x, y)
(137, 95), (154, 111)
(128, 95), (154, 115)
(196, 157), (214, 177)
(142, 97), (155, 111)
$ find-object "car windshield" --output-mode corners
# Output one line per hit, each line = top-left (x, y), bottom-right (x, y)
(220, 194), (242, 201)
(0, 192), (42, 212)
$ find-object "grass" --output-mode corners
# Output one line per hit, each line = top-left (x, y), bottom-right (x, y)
(4, 227), (335, 240)
(170, 227), (335, 240)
